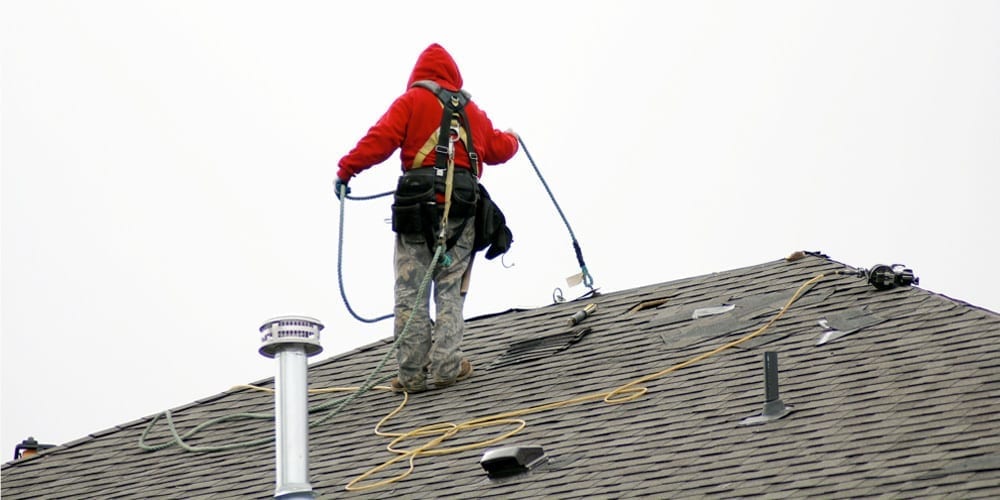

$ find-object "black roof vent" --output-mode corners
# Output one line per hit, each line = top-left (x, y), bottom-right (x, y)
(13, 436), (55, 460)
(740, 352), (794, 426)
(480, 445), (548, 479)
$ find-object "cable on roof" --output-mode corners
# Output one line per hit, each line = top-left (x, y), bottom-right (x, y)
(344, 272), (827, 491)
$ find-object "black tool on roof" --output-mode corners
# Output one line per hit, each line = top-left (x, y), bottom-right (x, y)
(841, 264), (919, 291)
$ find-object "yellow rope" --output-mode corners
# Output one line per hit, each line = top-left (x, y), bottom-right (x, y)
(343, 272), (826, 491)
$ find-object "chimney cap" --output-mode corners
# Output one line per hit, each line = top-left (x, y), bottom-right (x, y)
(14, 436), (55, 460)
(259, 315), (324, 358)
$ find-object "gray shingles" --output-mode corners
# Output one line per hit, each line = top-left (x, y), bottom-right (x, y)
(3, 254), (1000, 498)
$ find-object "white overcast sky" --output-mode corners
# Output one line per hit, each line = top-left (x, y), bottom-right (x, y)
(3, 1), (998, 460)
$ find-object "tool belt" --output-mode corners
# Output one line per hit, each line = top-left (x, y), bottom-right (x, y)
(391, 167), (478, 250)
(391, 166), (512, 259)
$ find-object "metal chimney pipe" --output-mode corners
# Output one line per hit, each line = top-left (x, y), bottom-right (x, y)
(259, 316), (324, 500)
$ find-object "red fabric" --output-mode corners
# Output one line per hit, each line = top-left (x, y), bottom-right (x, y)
(337, 43), (519, 182)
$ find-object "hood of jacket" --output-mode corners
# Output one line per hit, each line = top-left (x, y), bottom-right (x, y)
(407, 43), (463, 91)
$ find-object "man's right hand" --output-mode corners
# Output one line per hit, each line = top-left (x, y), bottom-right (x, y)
(335, 178), (351, 200)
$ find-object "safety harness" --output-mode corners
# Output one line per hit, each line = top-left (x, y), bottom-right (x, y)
(390, 80), (512, 260)
(409, 80), (479, 176)
(391, 80), (479, 254)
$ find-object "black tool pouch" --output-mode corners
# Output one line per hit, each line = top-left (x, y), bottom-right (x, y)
(449, 169), (479, 218)
(391, 168), (479, 235)
(391, 170), (436, 234)
(474, 184), (513, 259)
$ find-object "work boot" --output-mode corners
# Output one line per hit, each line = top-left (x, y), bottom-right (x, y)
(434, 358), (473, 388)
(389, 377), (427, 394)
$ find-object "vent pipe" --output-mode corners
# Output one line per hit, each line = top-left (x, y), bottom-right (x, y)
(259, 316), (324, 499)
(13, 436), (54, 460)
(740, 351), (794, 426)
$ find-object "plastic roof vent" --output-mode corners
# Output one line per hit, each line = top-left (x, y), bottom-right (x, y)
(481, 445), (548, 479)
(740, 352), (794, 426)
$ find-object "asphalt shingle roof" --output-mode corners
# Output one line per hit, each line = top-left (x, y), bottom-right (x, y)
(4, 252), (999, 498)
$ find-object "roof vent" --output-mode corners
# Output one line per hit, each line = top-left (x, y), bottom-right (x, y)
(259, 316), (324, 499)
(481, 445), (548, 479)
(13, 436), (55, 460)
(740, 351), (794, 426)
(259, 315), (323, 357)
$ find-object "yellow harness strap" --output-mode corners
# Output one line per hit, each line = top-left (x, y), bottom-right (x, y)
(411, 102), (471, 171)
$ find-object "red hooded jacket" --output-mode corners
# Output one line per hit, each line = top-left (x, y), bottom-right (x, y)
(337, 44), (519, 182)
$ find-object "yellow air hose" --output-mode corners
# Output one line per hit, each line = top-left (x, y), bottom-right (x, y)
(344, 272), (826, 491)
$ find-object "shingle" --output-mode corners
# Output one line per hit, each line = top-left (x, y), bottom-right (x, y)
(3, 254), (999, 498)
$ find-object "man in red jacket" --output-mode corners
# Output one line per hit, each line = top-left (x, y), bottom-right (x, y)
(337, 43), (519, 393)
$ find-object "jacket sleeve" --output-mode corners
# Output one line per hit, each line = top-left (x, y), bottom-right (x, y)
(469, 103), (519, 167)
(337, 95), (411, 181)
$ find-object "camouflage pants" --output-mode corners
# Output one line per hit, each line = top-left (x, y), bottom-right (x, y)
(393, 216), (475, 389)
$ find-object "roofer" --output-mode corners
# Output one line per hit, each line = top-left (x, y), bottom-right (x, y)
(336, 43), (519, 393)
